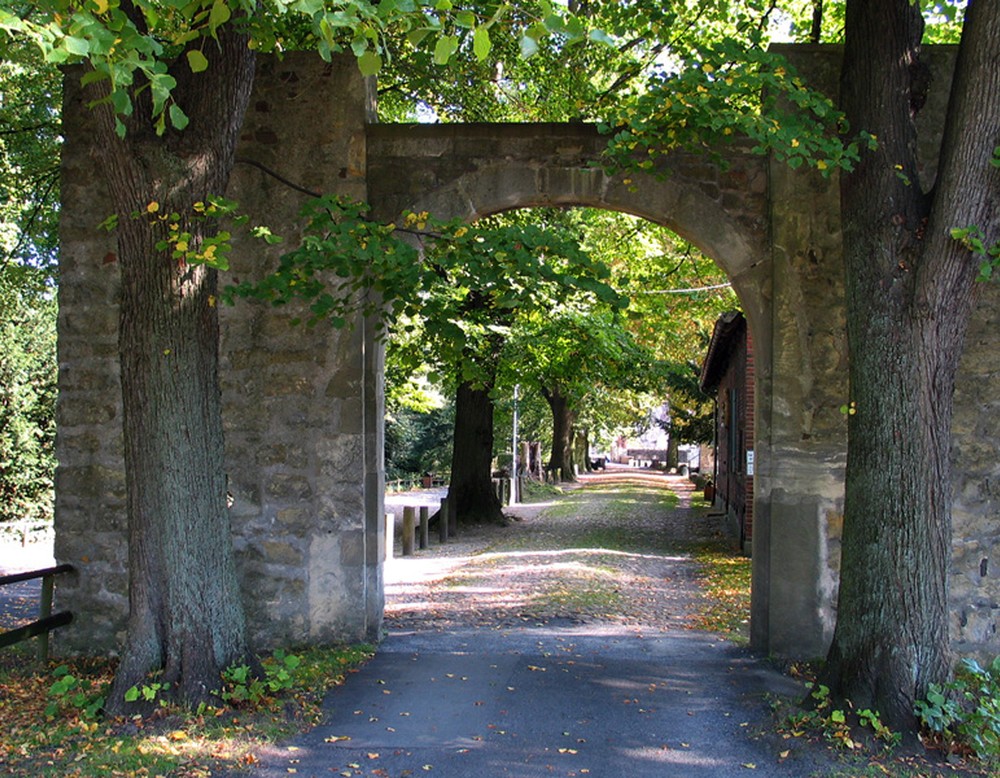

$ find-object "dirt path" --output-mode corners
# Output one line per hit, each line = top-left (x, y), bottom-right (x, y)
(384, 470), (725, 638)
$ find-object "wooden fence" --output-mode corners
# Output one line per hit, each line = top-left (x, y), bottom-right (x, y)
(0, 564), (74, 662)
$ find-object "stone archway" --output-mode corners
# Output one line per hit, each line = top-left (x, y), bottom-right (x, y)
(364, 114), (845, 658)
(53, 47), (1000, 662)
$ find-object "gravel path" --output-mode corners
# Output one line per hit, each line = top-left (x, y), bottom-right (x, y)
(385, 470), (724, 637)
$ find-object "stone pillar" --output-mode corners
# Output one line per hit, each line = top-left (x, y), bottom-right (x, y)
(754, 46), (851, 658)
(54, 53), (384, 653)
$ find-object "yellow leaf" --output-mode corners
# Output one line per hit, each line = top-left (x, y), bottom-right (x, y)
(168, 730), (187, 741)
(93, 0), (109, 13)
(146, 201), (160, 214)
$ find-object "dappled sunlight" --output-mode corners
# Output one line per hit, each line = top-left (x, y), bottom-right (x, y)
(475, 547), (691, 564)
(620, 744), (730, 769)
(383, 475), (737, 634)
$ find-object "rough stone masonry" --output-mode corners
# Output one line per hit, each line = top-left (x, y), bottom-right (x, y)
(54, 46), (999, 662)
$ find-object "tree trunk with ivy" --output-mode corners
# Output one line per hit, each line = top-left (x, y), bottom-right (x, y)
(824, 0), (1000, 728)
(93, 21), (256, 713)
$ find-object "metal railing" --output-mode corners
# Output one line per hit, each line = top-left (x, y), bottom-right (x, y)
(0, 564), (74, 662)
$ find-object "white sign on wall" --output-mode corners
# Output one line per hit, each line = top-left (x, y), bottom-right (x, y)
(746, 449), (755, 476)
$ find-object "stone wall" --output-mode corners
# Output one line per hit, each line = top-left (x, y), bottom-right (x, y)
(952, 280), (1000, 657)
(55, 53), (385, 653)
(54, 45), (999, 663)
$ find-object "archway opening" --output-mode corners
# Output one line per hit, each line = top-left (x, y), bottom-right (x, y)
(380, 202), (755, 643)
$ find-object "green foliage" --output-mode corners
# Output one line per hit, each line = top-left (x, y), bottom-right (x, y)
(0, 0), (588, 138)
(601, 38), (872, 179)
(3, 645), (375, 776)
(504, 305), (663, 423)
(226, 197), (625, 388)
(915, 656), (1000, 763)
(122, 679), (170, 705)
(0, 264), (57, 525)
(385, 400), (454, 480)
(951, 224), (1000, 282)
(219, 650), (302, 706)
(45, 665), (106, 721)
(788, 682), (900, 751)
(0, 37), (61, 269)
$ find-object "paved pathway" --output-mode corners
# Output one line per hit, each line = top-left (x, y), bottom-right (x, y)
(232, 472), (842, 777)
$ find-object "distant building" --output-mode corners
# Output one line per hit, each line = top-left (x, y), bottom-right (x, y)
(700, 311), (754, 555)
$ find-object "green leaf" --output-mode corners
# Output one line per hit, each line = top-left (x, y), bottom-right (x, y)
(407, 28), (432, 47)
(124, 686), (140, 702)
(293, 0), (325, 14)
(588, 28), (615, 47)
(357, 49), (382, 76)
(433, 35), (459, 65)
(63, 36), (91, 56)
(209, 0), (232, 34)
(455, 10), (476, 29)
(473, 26), (491, 61)
(519, 34), (539, 58)
(186, 49), (209, 73)
(169, 104), (189, 130)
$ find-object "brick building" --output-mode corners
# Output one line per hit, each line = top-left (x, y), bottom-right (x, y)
(700, 311), (755, 554)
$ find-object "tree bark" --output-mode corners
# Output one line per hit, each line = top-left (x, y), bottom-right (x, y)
(577, 427), (592, 473)
(448, 381), (504, 525)
(825, 0), (1000, 728)
(666, 431), (679, 471)
(542, 386), (577, 482)
(90, 16), (257, 712)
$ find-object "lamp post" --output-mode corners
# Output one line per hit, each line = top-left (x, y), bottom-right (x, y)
(511, 384), (519, 505)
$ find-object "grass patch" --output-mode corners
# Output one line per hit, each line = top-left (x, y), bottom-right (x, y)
(690, 539), (752, 642)
(518, 479), (564, 503)
(0, 643), (374, 777)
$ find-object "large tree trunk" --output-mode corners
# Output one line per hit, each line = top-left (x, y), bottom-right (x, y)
(577, 427), (592, 473)
(665, 431), (679, 471)
(91, 18), (257, 712)
(542, 386), (577, 482)
(448, 381), (504, 525)
(825, 0), (1000, 728)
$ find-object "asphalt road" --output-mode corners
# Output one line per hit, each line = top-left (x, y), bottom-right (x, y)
(231, 623), (824, 778)
(225, 473), (844, 778)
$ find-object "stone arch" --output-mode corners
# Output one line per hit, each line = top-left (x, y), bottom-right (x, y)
(54, 48), (1000, 664)
(366, 123), (774, 367)
(366, 123), (792, 649)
